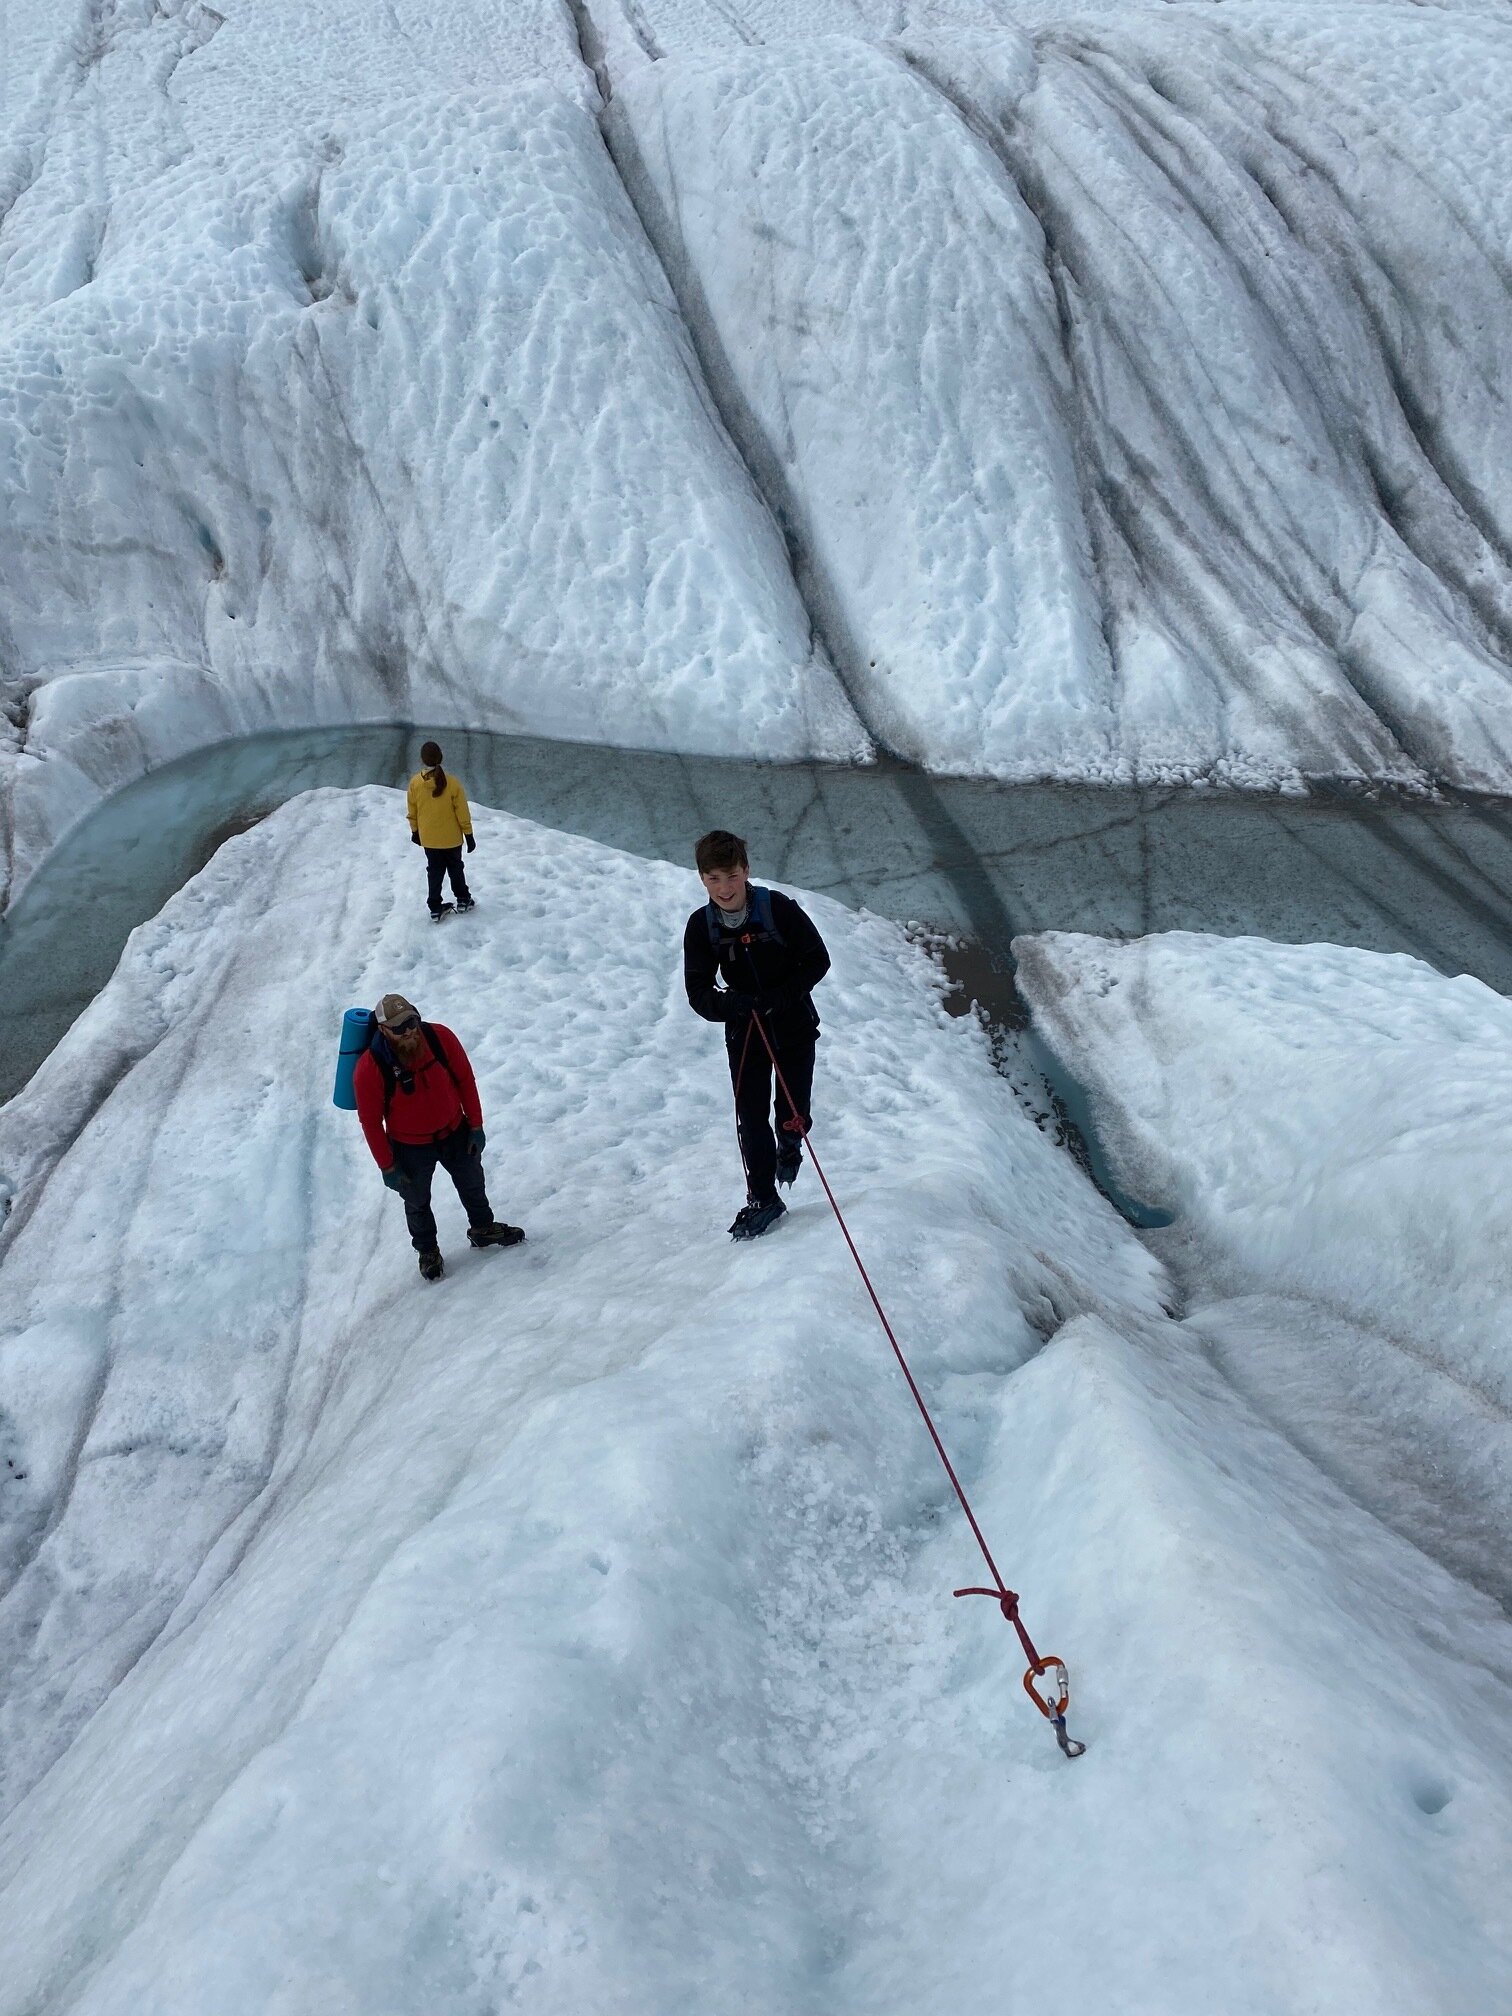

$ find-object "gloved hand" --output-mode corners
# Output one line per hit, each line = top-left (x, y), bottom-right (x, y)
(382, 1165), (408, 1193)
(410, 831), (421, 846)
(724, 989), (758, 1018)
(469, 1126), (486, 1158)
(465, 833), (476, 853)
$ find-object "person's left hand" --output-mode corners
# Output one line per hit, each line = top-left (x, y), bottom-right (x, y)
(465, 834), (477, 854)
(469, 1127), (486, 1158)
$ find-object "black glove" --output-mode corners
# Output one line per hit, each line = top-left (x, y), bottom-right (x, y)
(724, 989), (758, 1018)
(410, 831), (421, 846)
(465, 834), (476, 854)
(469, 1126), (486, 1158)
(382, 1165), (408, 1193)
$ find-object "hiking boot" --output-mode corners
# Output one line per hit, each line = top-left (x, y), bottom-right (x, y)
(729, 1196), (786, 1241)
(418, 1248), (444, 1281)
(455, 897), (475, 913)
(429, 903), (455, 924)
(776, 1148), (802, 1189)
(468, 1221), (525, 1249)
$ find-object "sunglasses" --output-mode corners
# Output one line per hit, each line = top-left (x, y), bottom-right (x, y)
(382, 1015), (421, 1037)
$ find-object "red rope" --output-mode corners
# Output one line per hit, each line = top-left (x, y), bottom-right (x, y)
(744, 1008), (1045, 1669)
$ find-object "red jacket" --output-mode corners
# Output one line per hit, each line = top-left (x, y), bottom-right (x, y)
(354, 1023), (483, 1170)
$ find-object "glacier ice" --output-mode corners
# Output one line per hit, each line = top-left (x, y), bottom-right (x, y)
(8, 0), (1512, 901)
(0, 795), (1510, 2009)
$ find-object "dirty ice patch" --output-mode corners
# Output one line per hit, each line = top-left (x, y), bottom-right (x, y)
(0, 787), (1162, 2008)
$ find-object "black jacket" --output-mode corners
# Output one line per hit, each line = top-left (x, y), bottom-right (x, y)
(683, 888), (831, 1037)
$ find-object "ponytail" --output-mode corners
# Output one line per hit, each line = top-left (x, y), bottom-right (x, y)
(419, 740), (447, 799)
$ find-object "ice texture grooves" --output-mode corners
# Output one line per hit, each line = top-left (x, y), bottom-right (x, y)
(1, 795), (1510, 2011)
(597, 2), (1512, 789)
(606, 35), (1115, 775)
(7, 3), (1512, 891)
(0, 0), (864, 904)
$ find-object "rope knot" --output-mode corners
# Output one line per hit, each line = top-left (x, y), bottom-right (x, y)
(952, 1583), (1019, 1621)
(953, 1585), (1086, 1759)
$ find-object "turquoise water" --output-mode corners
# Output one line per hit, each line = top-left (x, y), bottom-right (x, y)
(8, 725), (1512, 1119)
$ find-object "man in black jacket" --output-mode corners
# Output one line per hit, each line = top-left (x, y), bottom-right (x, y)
(683, 828), (831, 1239)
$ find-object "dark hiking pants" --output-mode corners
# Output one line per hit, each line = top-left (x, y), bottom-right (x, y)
(727, 1020), (816, 1203)
(392, 1122), (492, 1251)
(425, 845), (472, 914)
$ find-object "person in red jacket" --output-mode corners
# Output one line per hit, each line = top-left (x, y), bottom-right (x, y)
(355, 992), (523, 1281)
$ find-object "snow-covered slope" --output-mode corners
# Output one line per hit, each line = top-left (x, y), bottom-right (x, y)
(7, 0), (1512, 901)
(1017, 929), (1512, 1413)
(1, 796), (1510, 2011)
(1018, 925), (1512, 1613)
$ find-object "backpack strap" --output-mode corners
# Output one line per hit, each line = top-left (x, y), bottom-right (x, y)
(372, 1022), (462, 1114)
(705, 885), (784, 947)
(420, 1023), (463, 1100)
(749, 885), (781, 942)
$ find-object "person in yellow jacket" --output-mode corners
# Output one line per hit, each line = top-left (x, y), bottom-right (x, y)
(407, 740), (476, 921)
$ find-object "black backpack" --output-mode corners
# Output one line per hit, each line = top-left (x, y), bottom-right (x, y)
(704, 883), (784, 949)
(366, 1015), (462, 1113)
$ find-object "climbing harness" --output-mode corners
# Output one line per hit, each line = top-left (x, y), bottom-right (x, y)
(734, 1004), (1086, 1761)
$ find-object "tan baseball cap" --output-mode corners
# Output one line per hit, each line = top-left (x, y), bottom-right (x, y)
(376, 993), (419, 1028)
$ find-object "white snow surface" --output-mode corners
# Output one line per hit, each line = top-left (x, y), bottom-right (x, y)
(8, 0), (1512, 898)
(1, 795), (1510, 2010)
(1016, 929), (1512, 1415)
(1017, 924), (1512, 1652)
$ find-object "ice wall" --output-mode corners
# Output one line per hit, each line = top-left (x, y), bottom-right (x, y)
(5, 0), (1512, 901)
(602, 3), (1512, 787)
(1017, 926), (1512, 1414)
(0, 0), (863, 900)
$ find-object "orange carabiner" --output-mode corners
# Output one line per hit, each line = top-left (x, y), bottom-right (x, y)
(1023, 1655), (1071, 1721)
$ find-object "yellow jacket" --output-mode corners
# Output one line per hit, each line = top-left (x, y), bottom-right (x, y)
(407, 771), (473, 849)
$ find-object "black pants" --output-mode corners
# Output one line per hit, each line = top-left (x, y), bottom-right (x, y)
(425, 845), (471, 914)
(392, 1123), (492, 1251)
(727, 1019), (816, 1203)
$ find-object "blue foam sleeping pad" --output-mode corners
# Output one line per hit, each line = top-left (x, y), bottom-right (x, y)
(332, 1006), (371, 1111)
